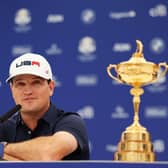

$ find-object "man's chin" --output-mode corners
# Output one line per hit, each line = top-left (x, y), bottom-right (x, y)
(21, 105), (36, 113)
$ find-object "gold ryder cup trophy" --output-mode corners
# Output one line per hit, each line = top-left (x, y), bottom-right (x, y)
(107, 40), (168, 162)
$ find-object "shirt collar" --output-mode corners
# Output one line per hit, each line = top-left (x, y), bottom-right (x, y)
(14, 103), (61, 128)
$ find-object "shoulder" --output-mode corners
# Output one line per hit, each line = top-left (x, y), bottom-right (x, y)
(50, 104), (81, 123)
(0, 113), (19, 141)
(0, 112), (19, 127)
(57, 110), (85, 126)
(53, 109), (87, 136)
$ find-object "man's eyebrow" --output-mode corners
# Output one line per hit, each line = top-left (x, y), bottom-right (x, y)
(13, 78), (24, 82)
(32, 77), (45, 80)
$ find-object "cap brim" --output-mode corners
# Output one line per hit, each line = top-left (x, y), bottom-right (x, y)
(6, 71), (51, 83)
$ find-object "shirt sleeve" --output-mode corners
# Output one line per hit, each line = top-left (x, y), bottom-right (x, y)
(53, 113), (89, 151)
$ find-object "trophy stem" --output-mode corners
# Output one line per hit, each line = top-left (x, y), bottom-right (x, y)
(130, 87), (144, 126)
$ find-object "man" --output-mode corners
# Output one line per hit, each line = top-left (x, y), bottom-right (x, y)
(0, 53), (90, 161)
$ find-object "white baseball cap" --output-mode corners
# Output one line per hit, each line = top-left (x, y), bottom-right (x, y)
(6, 53), (53, 83)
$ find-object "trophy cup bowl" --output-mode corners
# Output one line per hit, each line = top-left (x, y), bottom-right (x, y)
(107, 40), (168, 162)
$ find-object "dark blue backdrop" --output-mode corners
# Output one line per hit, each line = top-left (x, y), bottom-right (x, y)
(0, 0), (167, 161)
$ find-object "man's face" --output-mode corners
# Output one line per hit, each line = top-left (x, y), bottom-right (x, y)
(10, 74), (55, 116)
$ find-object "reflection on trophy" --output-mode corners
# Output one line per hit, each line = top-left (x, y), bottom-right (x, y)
(107, 40), (168, 162)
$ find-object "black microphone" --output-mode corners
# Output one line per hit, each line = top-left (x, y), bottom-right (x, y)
(0, 104), (22, 123)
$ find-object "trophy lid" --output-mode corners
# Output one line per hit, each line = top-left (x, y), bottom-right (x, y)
(120, 40), (154, 65)
(116, 40), (159, 87)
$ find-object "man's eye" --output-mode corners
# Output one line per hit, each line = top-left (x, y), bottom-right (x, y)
(15, 82), (25, 87)
(33, 80), (42, 85)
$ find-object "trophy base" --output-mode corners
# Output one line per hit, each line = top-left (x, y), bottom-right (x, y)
(114, 151), (155, 162)
(114, 122), (156, 162)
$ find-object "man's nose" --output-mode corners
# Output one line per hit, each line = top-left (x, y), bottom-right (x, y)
(23, 85), (33, 94)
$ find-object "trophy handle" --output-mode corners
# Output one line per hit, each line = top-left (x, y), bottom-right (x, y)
(107, 64), (122, 83)
(158, 62), (168, 79)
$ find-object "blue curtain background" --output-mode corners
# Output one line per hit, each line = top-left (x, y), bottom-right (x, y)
(0, 0), (167, 161)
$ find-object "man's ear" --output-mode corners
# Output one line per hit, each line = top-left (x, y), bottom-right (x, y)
(49, 80), (55, 96)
